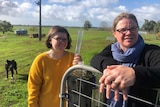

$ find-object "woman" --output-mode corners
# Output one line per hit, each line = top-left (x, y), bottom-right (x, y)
(90, 12), (160, 107)
(28, 26), (82, 107)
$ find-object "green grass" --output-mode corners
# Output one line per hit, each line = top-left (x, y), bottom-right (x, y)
(0, 27), (112, 107)
(142, 34), (160, 46)
(0, 35), (47, 107)
(0, 27), (159, 107)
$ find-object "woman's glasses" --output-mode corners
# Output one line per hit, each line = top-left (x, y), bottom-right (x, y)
(116, 26), (138, 34)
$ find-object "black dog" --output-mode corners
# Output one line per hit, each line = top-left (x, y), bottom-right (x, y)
(5, 60), (18, 79)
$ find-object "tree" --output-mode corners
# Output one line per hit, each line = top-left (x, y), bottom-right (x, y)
(154, 21), (160, 33)
(99, 21), (108, 31)
(141, 19), (156, 32)
(84, 20), (92, 30)
(0, 20), (13, 34)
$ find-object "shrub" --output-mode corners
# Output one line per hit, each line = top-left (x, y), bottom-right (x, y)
(156, 32), (160, 39)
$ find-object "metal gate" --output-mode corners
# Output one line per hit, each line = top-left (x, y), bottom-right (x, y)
(60, 64), (160, 107)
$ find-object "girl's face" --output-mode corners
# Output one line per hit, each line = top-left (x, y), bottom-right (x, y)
(113, 18), (139, 51)
(50, 32), (68, 52)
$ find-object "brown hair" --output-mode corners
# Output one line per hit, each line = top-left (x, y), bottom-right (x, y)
(112, 12), (139, 32)
(45, 26), (72, 49)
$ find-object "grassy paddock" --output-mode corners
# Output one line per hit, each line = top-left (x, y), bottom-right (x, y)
(0, 26), (159, 106)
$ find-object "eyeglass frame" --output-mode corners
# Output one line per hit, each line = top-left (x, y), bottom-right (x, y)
(52, 37), (68, 42)
(116, 26), (138, 34)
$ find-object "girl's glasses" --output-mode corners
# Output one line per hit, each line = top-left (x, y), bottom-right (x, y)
(53, 38), (67, 42)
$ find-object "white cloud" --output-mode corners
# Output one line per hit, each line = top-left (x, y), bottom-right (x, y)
(39, 4), (82, 21)
(39, 0), (119, 24)
(132, 4), (160, 26)
(20, 2), (32, 10)
(0, 0), (160, 27)
(48, 0), (75, 4)
(117, 5), (127, 11)
(0, 0), (33, 17)
(0, 0), (17, 16)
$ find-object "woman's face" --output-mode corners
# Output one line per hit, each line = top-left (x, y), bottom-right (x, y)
(113, 18), (139, 51)
(50, 32), (68, 52)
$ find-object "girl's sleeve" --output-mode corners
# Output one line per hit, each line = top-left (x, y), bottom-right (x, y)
(28, 56), (43, 107)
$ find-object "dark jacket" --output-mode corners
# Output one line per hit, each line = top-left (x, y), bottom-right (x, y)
(90, 44), (160, 107)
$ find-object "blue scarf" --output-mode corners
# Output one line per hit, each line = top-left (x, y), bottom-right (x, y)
(111, 35), (145, 67)
(107, 35), (145, 107)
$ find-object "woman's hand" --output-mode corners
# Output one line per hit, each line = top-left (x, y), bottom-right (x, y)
(99, 65), (136, 100)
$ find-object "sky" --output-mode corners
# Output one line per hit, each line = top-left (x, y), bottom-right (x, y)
(0, 0), (160, 27)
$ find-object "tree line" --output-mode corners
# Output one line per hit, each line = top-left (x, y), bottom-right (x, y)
(1, 19), (160, 34)
(141, 19), (160, 33)
(84, 19), (160, 34)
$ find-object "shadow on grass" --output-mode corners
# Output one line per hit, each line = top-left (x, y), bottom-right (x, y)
(0, 71), (28, 81)
(17, 74), (28, 81)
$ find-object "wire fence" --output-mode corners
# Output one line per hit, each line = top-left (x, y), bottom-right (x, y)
(60, 64), (160, 107)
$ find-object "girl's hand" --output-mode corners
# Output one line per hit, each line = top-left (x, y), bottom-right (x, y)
(72, 54), (82, 65)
